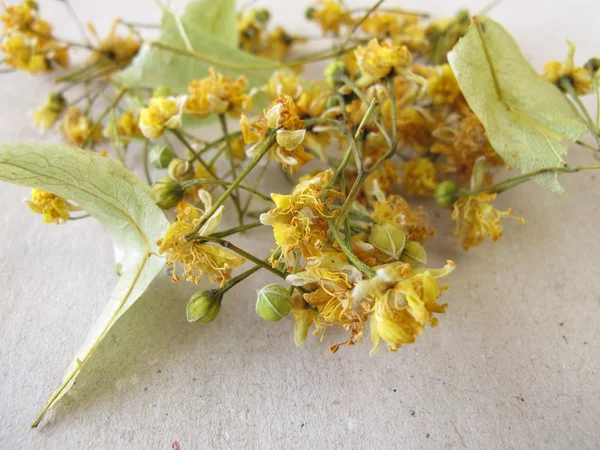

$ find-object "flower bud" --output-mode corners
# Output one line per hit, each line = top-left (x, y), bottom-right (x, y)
(168, 158), (193, 180)
(305, 6), (316, 19)
(187, 289), (223, 323)
(256, 284), (292, 322)
(369, 223), (406, 261)
(325, 60), (347, 87)
(149, 145), (175, 169)
(435, 180), (459, 208)
(585, 57), (600, 74)
(399, 241), (427, 268)
(255, 8), (271, 23)
(152, 177), (184, 209)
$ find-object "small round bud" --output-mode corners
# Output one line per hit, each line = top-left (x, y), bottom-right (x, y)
(48, 93), (67, 112)
(435, 180), (459, 208)
(256, 284), (292, 322)
(152, 177), (184, 209)
(187, 289), (223, 323)
(325, 60), (348, 88)
(24, 0), (38, 10)
(149, 145), (175, 169)
(585, 57), (600, 74)
(305, 6), (316, 19)
(399, 241), (427, 268)
(369, 223), (406, 261)
(255, 8), (271, 23)
(168, 158), (193, 180)
(152, 85), (171, 98)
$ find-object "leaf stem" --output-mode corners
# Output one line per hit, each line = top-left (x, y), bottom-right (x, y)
(82, 87), (127, 149)
(458, 164), (600, 196)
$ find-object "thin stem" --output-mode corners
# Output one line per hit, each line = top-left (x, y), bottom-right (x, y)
(219, 114), (244, 226)
(338, 0), (385, 57)
(82, 87), (127, 148)
(170, 129), (217, 178)
(198, 236), (287, 280)
(211, 221), (262, 239)
(560, 77), (599, 137)
(186, 132), (276, 240)
(347, 7), (429, 17)
(143, 140), (153, 185)
(326, 218), (375, 278)
(458, 164), (600, 197)
(222, 265), (262, 293)
(180, 179), (274, 205)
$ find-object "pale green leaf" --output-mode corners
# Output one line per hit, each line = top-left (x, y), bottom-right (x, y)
(113, 0), (284, 95)
(448, 17), (587, 193)
(0, 143), (169, 427)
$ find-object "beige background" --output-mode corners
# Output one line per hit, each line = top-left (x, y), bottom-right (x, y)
(1, 0), (599, 448)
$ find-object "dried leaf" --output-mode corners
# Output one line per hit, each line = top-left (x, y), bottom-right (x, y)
(0, 143), (168, 427)
(448, 17), (587, 193)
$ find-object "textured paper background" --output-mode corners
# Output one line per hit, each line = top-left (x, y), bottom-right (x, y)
(1, 0), (599, 448)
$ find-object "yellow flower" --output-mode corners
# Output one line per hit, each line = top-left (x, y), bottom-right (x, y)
(265, 71), (303, 100)
(431, 114), (503, 184)
(1, 2), (36, 34)
(88, 20), (140, 66)
(371, 193), (435, 244)
(186, 68), (252, 120)
(60, 107), (102, 146)
(402, 157), (439, 197)
(354, 39), (412, 85)
(139, 96), (186, 139)
(427, 64), (460, 105)
(452, 193), (524, 250)
(244, 96), (313, 173)
(157, 194), (245, 285)
(309, 0), (353, 36)
(352, 261), (454, 354)
(104, 110), (142, 142)
(238, 9), (266, 54)
(260, 169), (339, 267)
(32, 93), (66, 132)
(287, 251), (368, 351)
(543, 41), (592, 95)
(25, 188), (79, 224)
(259, 27), (297, 62)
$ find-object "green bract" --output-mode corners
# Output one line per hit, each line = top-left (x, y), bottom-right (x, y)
(113, 0), (284, 99)
(0, 143), (168, 427)
(448, 17), (587, 194)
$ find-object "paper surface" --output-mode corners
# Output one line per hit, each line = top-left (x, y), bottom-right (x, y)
(0, 0), (599, 448)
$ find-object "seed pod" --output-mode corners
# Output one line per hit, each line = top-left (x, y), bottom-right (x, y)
(187, 289), (223, 323)
(400, 241), (427, 268)
(255, 8), (271, 23)
(152, 177), (184, 209)
(256, 284), (292, 322)
(153, 85), (171, 98)
(435, 180), (459, 208)
(149, 145), (175, 169)
(369, 223), (406, 261)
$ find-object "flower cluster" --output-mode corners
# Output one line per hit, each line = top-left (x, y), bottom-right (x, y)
(12, 0), (600, 357)
(0, 0), (69, 73)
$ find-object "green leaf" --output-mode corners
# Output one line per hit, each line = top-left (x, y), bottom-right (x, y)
(448, 17), (587, 193)
(112, 0), (284, 95)
(0, 143), (168, 427)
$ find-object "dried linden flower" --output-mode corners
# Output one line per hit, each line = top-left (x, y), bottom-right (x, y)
(25, 188), (79, 224)
(139, 96), (187, 139)
(452, 193), (524, 250)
